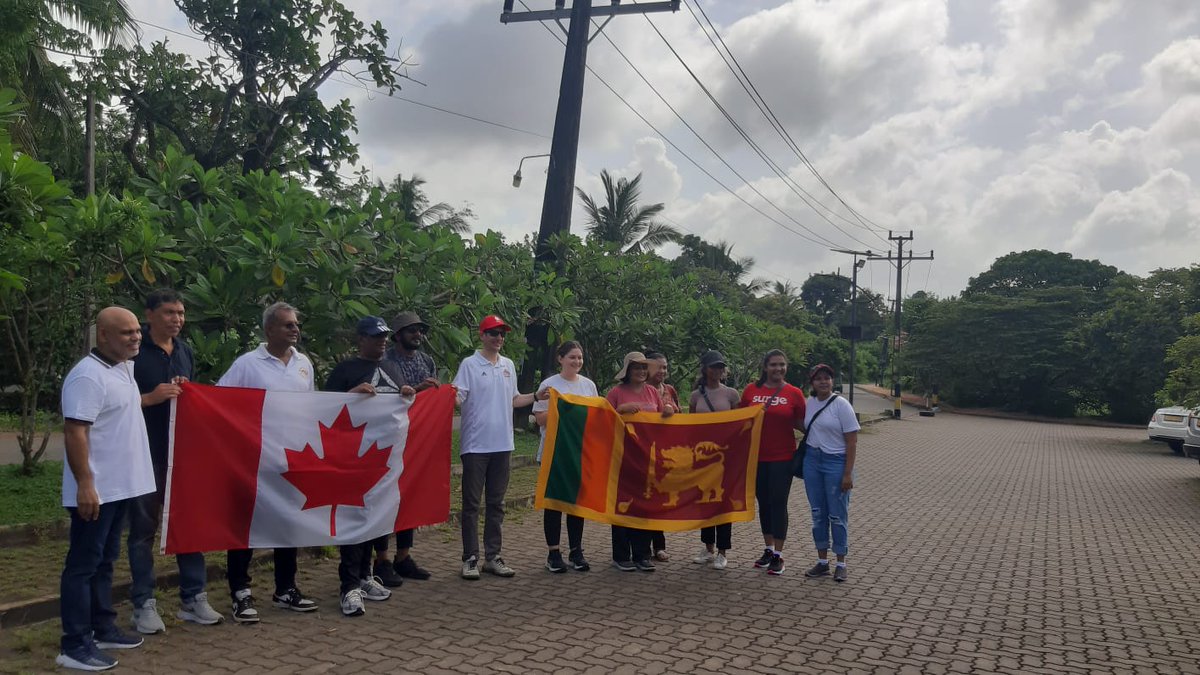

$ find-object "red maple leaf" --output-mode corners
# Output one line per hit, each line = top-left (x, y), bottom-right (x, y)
(280, 405), (393, 537)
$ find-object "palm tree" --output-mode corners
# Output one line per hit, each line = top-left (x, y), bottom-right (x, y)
(0, 0), (136, 154)
(576, 170), (680, 254)
(386, 173), (472, 234)
(767, 280), (802, 309)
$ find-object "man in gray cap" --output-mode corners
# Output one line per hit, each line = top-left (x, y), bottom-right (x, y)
(376, 311), (440, 580)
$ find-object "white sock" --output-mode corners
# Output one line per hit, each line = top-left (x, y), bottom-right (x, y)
(817, 558), (829, 566)
(766, 546), (775, 554)
(835, 561), (846, 568)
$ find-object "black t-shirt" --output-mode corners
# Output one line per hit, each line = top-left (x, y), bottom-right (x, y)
(132, 326), (195, 460)
(323, 357), (404, 393)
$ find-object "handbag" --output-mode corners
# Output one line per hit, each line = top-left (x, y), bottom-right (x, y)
(792, 394), (838, 478)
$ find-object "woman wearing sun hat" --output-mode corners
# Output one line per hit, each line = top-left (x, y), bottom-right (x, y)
(688, 350), (741, 570)
(605, 351), (673, 572)
(800, 363), (860, 583)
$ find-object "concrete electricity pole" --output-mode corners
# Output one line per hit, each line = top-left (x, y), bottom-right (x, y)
(867, 232), (933, 418)
(832, 249), (871, 406)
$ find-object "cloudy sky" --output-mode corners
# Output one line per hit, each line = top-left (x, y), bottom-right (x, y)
(124, 0), (1200, 299)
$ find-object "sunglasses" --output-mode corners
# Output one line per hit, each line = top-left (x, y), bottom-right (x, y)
(483, 329), (507, 338)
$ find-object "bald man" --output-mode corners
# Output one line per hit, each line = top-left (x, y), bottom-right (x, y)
(56, 307), (158, 672)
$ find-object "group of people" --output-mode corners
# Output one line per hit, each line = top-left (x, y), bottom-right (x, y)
(529, 345), (860, 580)
(54, 291), (860, 672)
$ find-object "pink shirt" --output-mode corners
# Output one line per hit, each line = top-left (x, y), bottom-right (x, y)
(606, 383), (663, 413)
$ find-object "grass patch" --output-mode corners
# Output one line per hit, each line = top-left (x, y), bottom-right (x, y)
(0, 620), (59, 674)
(0, 462), (64, 527)
(0, 410), (61, 434)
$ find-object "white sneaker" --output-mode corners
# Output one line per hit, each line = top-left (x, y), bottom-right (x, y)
(712, 553), (728, 570)
(692, 548), (716, 564)
(178, 592), (223, 625)
(483, 557), (516, 578)
(340, 589), (365, 617)
(461, 555), (481, 580)
(131, 599), (165, 635)
(359, 576), (392, 601)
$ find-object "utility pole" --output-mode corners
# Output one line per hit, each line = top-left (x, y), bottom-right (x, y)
(501, 0), (681, 416)
(867, 232), (933, 418)
(832, 249), (871, 407)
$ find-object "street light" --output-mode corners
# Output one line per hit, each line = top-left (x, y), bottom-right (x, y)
(512, 153), (550, 188)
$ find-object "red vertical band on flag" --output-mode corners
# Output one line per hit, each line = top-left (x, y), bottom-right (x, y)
(576, 405), (616, 513)
(394, 385), (455, 532)
(164, 383), (265, 554)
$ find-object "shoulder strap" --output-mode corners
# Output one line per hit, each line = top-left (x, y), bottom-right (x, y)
(804, 394), (839, 436)
(699, 384), (716, 412)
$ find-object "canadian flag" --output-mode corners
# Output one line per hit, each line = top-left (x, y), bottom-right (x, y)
(161, 383), (455, 554)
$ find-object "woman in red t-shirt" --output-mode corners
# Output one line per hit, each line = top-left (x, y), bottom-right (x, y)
(606, 351), (673, 572)
(739, 349), (806, 576)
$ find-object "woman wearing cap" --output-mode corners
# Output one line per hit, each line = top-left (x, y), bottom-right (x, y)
(605, 351), (673, 572)
(689, 350), (741, 570)
(739, 349), (806, 576)
(801, 364), (860, 583)
(532, 341), (598, 574)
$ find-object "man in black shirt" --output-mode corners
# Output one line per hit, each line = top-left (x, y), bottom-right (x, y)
(128, 289), (223, 633)
(326, 316), (415, 616)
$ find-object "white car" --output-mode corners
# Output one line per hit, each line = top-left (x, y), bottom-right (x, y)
(1148, 406), (1190, 455)
(1185, 412), (1200, 464)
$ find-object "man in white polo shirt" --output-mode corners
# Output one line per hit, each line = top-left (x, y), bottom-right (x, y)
(452, 315), (539, 580)
(217, 301), (319, 622)
(57, 307), (157, 672)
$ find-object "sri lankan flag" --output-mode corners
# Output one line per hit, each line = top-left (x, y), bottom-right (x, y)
(535, 390), (764, 531)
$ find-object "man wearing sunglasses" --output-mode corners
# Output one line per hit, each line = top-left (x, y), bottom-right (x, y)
(369, 311), (441, 583)
(452, 315), (540, 580)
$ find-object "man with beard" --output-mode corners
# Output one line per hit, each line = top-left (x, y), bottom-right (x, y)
(375, 311), (440, 581)
(325, 316), (416, 616)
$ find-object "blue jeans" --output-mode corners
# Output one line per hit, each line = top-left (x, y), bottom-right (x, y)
(61, 500), (128, 651)
(802, 447), (850, 556)
(128, 490), (207, 606)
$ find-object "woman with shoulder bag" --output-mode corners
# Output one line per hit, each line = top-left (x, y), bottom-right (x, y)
(801, 364), (860, 582)
(739, 349), (806, 576)
(688, 351), (741, 570)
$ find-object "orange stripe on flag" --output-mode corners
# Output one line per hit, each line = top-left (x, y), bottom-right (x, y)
(575, 404), (616, 512)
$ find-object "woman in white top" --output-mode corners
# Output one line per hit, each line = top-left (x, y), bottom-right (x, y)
(800, 363), (860, 583)
(533, 341), (599, 574)
(688, 350), (741, 570)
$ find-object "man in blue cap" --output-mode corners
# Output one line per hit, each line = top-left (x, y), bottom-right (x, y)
(324, 316), (415, 616)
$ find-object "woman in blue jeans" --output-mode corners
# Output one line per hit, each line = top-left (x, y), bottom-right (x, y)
(801, 364), (860, 582)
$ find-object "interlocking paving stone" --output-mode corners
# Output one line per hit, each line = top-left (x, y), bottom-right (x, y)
(103, 412), (1199, 673)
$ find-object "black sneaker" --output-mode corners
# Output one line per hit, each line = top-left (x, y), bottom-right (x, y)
(373, 560), (405, 588)
(804, 562), (831, 578)
(767, 555), (785, 576)
(231, 589), (260, 624)
(611, 559), (636, 572)
(272, 587), (318, 612)
(834, 565), (848, 582)
(569, 548), (591, 572)
(634, 558), (657, 572)
(546, 550), (568, 573)
(395, 555), (432, 580)
(93, 629), (144, 650)
(753, 548), (774, 569)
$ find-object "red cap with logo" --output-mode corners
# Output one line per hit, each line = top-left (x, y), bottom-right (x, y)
(478, 315), (512, 333)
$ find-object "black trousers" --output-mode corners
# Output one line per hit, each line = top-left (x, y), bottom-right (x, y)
(544, 510), (584, 550)
(611, 526), (651, 563)
(338, 541), (373, 594)
(756, 459), (794, 541)
(651, 530), (666, 553)
(700, 523), (733, 551)
(227, 548), (297, 597)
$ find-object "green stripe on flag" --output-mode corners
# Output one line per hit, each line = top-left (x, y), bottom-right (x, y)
(545, 397), (589, 502)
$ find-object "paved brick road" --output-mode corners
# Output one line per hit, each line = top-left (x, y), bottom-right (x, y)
(107, 413), (1200, 674)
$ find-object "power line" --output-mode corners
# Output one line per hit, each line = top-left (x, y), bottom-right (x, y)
(131, 17), (549, 140)
(683, 0), (890, 235)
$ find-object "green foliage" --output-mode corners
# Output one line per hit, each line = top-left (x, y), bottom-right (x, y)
(0, 461), (63, 525)
(965, 249), (1120, 298)
(1160, 313), (1200, 408)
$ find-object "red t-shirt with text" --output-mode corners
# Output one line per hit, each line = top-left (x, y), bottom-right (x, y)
(740, 382), (807, 462)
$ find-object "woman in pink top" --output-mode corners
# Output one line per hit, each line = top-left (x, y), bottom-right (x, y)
(606, 351), (673, 572)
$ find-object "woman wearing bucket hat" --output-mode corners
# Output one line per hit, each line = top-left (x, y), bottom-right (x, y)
(800, 363), (860, 583)
(688, 350), (741, 570)
(532, 341), (599, 574)
(739, 349), (806, 576)
(605, 351), (674, 572)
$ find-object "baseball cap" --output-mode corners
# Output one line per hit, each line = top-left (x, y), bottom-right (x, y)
(479, 315), (512, 333)
(356, 316), (391, 337)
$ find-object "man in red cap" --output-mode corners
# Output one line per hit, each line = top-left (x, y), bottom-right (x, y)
(452, 315), (539, 579)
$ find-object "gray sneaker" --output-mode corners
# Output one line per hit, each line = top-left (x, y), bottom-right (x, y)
(833, 565), (848, 582)
(359, 576), (392, 601)
(178, 592), (223, 625)
(461, 555), (481, 580)
(483, 556), (516, 577)
(131, 599), (165, 635)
